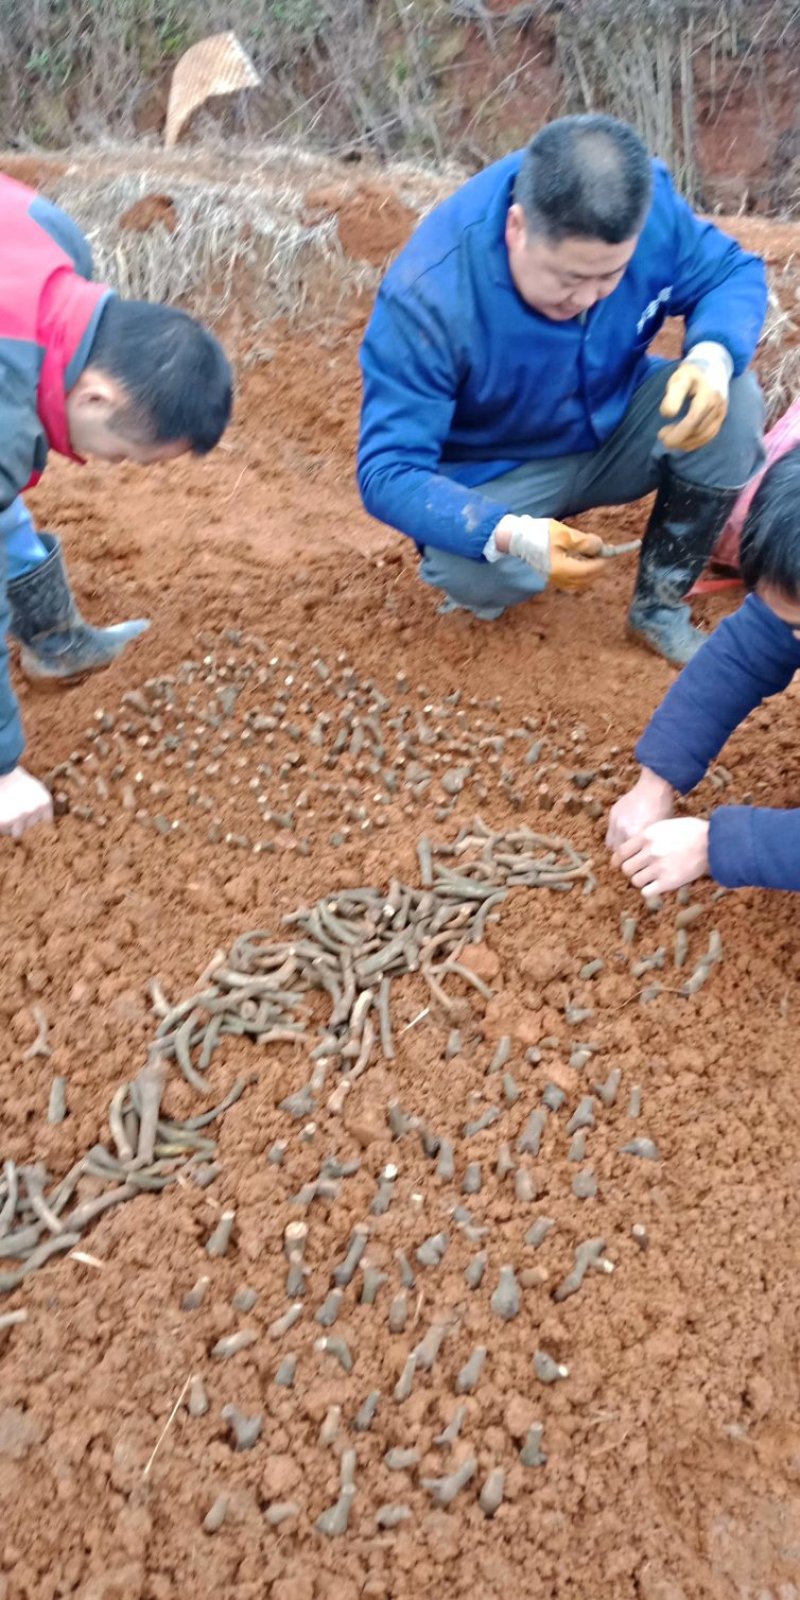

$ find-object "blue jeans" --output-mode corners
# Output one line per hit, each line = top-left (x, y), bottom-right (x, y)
(0, 498), (49, 580)
(420, 363), (765, 615)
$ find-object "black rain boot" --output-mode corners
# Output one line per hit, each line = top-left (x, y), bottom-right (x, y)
(627, 473), (739, 666)
(7, 533), (149, 683)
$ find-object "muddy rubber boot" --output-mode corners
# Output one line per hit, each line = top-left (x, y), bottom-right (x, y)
(627, 474), (738, 666)
(7, 533), (150, 683)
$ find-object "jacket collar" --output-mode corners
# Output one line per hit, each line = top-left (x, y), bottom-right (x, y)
(36, 270), (113, 460)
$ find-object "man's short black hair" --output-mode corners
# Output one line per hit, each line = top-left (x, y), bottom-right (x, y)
(740, 445), (800, 597)
(87, 299), (233, 454)
(513, 114), (653, 245)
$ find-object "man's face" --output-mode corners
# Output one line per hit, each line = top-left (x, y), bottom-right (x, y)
(505, 205), (638, 320)
(65, 368), (190, 465)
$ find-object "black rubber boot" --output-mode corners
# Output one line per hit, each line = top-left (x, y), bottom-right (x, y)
(627, 474), (739, 666)
(7, 533), (149, 683)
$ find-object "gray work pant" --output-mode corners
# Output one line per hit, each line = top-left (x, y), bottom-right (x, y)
(419, 361), (765, 613)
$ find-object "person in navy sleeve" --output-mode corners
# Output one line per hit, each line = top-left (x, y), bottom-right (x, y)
(607, 447), (800, 894)
(358, 115), (767, 666)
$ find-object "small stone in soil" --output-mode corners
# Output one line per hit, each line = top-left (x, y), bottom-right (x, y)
(572, 1170), (598, 1199)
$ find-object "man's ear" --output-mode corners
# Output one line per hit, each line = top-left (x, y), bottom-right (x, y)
(505, 203), (527, 253)
(68, 367), (124, 415)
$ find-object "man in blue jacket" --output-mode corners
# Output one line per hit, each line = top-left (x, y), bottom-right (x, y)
(358, 114), (767, 665)
(607, 447), (800, 894)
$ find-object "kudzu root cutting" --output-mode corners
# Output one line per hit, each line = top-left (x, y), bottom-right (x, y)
(385, 1446), (420, 1471)
(479, 1467), (505, 1518)
(211, 1331), (257, 1361)
(621, 1138), (660, 1160)
(491, 1265), (521, 1320)
(520, 1424), (547, 1466)
(422, 1457), (477, 1507)
(553, 1237), (613, 1302)
(221, 1404), (263, 1450)
(316, 1334), (353, 1373)
(457, 1346), (487, 1393)
(534, 1350), (569, 1384)
(354, 1390), (380, 1431)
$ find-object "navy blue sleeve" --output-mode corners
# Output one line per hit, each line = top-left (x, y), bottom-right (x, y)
(357, 286), (510, 559)
(636, 594), (800, 790)
(709, 805), (800, 890)
(658, 167), (767, 373)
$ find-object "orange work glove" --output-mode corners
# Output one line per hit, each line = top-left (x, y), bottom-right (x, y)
(658, 356), (729, 452)
(498, 515), (604, 593)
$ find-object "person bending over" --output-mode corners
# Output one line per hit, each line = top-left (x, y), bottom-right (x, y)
(0, 170), (232, 838)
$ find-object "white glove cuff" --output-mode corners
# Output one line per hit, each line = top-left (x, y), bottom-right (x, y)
(486, 513), (552, 575)
(685, 341), (732, 399)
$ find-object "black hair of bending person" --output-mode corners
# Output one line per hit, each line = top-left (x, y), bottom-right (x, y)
(739, 444), (800, 597)
(513, 114), (653, 246)
(86, 298), (233, 454)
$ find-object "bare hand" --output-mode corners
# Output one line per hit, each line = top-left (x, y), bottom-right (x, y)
(606, 767), (674, 850)
(0, 766), (54, 838)
(612, 817), (711, 896)
(658, 362), (728, 452)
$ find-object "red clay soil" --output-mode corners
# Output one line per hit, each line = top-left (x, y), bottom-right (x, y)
(2, 218), (800, 1600)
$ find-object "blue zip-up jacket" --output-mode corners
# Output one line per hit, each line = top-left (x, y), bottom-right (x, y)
(636, 594), (800, 891)
(357, 153), (767, 559)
